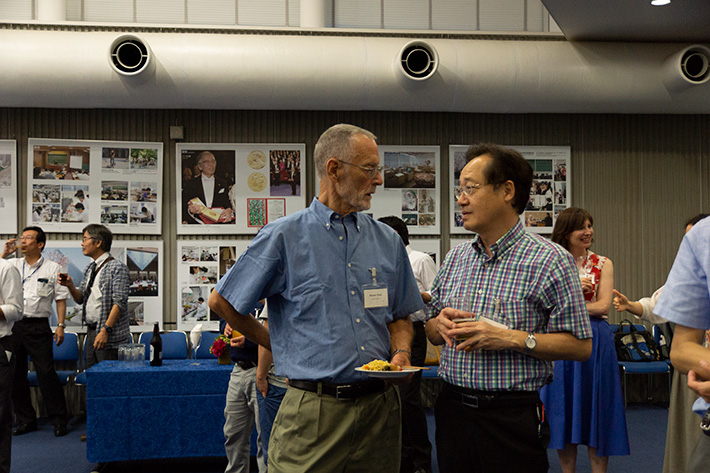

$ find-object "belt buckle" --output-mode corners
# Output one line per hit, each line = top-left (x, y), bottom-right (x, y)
(335, 384), (355, 402)
(461, 393), (480, 408)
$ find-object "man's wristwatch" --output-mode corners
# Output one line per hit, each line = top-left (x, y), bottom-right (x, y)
(104, 324), (114, 334)
(57, 323), (66, 328)
(524, 332), (537, 354)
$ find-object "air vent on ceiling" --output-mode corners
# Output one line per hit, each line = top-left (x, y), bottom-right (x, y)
(109, 35), (152, 76)
(397, 41), (438, 82)
(663, 44), (710, 92)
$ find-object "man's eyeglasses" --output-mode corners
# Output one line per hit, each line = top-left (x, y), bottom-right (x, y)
(82, 236), (96, 242)
(336, 159), (384, 179)
(454, 182), (487, 199)
(18, 236), (36, 241)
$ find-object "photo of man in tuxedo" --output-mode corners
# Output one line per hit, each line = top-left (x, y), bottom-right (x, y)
(182, 151), (235, 225)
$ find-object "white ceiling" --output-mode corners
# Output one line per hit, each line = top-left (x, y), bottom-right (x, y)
(541, 0), (710, 43)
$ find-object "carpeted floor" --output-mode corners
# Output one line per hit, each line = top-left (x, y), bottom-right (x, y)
(11, 405), (668, 473)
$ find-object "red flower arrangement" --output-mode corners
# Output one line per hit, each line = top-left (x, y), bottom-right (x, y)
(210, 334), (231, 357)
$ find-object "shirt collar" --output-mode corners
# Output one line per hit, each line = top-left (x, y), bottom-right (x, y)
(23, 256), (44, 269)
(94, 252), (111, 266)
(471, 220), (525, 259)
(310, 197), (363, 233)
(201, 174), (215, 182)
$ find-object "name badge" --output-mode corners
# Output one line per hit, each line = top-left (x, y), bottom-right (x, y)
(363, 288), (388, 308)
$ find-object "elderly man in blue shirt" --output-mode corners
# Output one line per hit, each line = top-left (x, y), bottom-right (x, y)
(209, 124), (424, 473)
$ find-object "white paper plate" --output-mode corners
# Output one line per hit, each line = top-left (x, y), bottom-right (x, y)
(355, 367), (420, 378)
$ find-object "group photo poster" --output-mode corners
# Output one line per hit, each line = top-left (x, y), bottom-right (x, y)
(367, 146), (441, 235)
(449, 145), (571, 235)
(176, 143), (306, 235)
(0, 140), (18, 234)
(41, 240), (163, 331)
(27, 138), (163, 235)
(177, 239), (252, 331)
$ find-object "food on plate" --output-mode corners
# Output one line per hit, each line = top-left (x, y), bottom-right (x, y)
(360, 359), (401, 371)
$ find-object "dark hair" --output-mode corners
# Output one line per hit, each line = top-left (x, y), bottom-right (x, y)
(551, 207), (594, 251)
(22, 226), (46, 248)
(198, 297), (204, 302)
(464, 143), (532, 214)
(685, 213), (709, 228)
(75, 189), (85, 199)
(75, 203), (84, 211)
(377, 215), (409, 246)
(83, 224), (113, 252)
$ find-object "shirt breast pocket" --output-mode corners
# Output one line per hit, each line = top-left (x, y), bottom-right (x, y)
(499, 299), (546, 333)
(36, 278), (52, 298)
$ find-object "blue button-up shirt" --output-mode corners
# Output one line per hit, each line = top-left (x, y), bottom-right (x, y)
(215, 198), (424, 383)
(429, 221), (591, 391)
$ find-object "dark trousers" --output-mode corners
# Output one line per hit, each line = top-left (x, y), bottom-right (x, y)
(84, 326), (118, 369)
(435, 382), (549, 473)
(0, 336), (15, 473)
(10, 318), (67, 426)
(399, 321), (432, 473)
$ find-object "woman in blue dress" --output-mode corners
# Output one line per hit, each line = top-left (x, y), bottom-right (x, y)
(540, 207), (629, 473)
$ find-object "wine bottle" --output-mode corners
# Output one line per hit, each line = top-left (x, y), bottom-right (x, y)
(150, 322), (162, 366)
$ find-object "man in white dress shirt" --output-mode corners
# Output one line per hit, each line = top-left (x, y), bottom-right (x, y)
(378, 215), (437, 473)
(1, 226), (70, 437)
(0, 258), (22, 473)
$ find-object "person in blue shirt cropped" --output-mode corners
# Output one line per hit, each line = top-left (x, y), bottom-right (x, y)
(209, 124), (424, 473)
(219, 301), (265, 473)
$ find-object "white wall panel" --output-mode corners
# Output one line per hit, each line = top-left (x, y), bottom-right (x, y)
(479, 0), (524, 31)
(384, 0), (429, 30)
(137, 0), (186, 24)
(288, 0), (300, 26)
(85, 0), (134, 23)
(335, 0), (381, 29)
(187, 0), (235, 25)
(526, 0), (544, 32)
(432, 0), (477, 31)
(0, 0), (34, 20)
(66, 0), (82, 21)
(239, 0), (286, 26)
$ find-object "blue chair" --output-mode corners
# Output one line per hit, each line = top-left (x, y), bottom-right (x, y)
(194, 331), (221, 359)
(138, 330), (189, 360)
(27, 331), (79, 386)
(614, 323), (671, 407)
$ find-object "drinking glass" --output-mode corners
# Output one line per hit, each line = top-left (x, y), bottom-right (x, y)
(446, 297), (476, 341)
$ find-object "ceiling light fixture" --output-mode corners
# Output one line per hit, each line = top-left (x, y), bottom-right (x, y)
(651, 0), (671, 5)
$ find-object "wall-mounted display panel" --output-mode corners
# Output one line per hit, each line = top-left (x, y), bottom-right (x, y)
(42, 240), (163, 331)
(176, 143), (306, 235)
(176, 239), (252, 331)
(28, 139), (163, 234)
(0, 140), (18, 234)
(369, 146), (441, 235)
(449, 145), (571, 235)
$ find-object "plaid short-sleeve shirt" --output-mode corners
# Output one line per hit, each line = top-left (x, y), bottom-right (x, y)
(429, 221), (591, 391)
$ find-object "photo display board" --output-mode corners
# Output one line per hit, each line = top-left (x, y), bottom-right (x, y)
(27, 139), (163, 234)
(0, 140), (18, 234)
(409, 239), (441, 268)
(368, 146), (441, 235)
(43, 240), (163, 331)
(450, 145), (571, 234)
(177, 239), (252, 331)
(176, 143), (306, 235)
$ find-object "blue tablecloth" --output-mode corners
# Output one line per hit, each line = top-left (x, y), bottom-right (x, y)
(86, 359), (236, 462)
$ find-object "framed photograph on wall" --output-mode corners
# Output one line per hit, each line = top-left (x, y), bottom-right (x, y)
(449, 145), (571, 235)
(42, 240), (163, 331)
(27, 139), (163, 234)
(176, 143), (306, 235)
(0, 140), (18, 234)
(367, 145), (441, 235)
(176, 239), (253, 331)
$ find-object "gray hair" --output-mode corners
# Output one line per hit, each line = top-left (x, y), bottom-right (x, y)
(83, 224), (113, 252)
(313, 124), (377, 179)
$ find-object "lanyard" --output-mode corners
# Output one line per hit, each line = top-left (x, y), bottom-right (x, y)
(22, 258), (44, 285)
